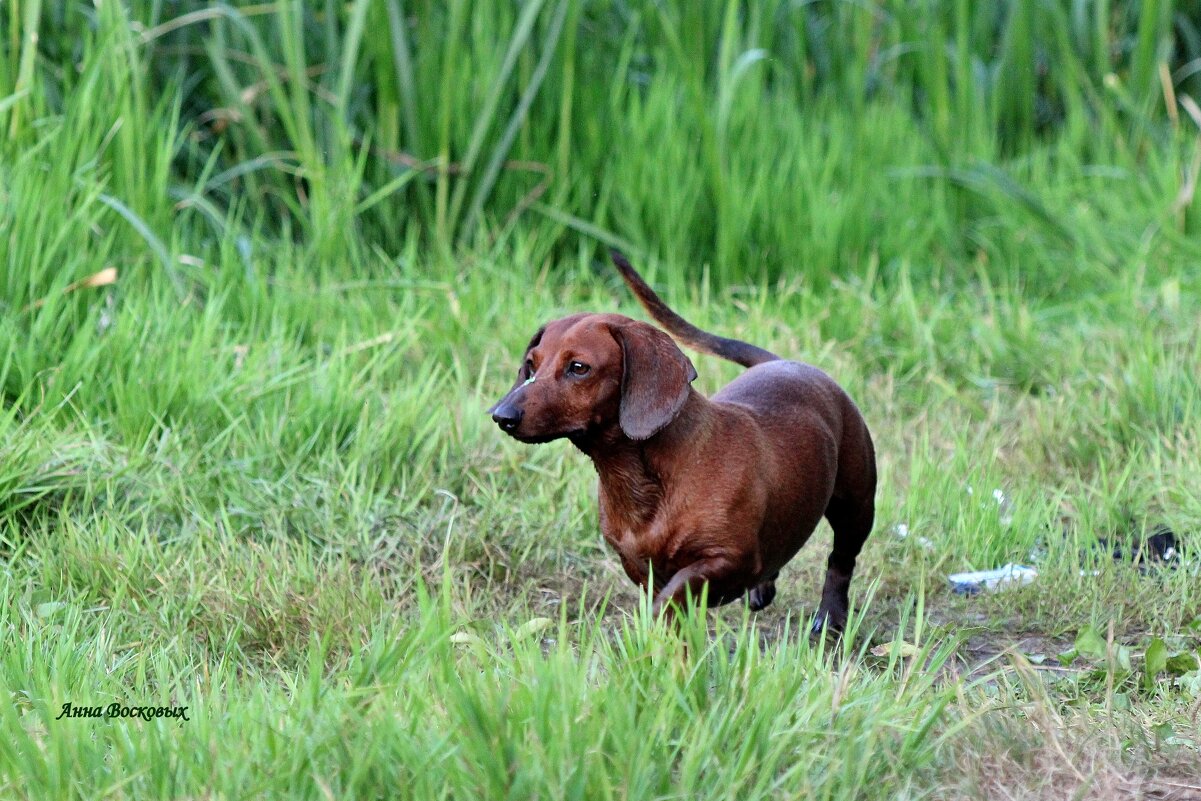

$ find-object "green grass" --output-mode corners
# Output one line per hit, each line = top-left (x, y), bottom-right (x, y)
(2, 2), (1201, 798)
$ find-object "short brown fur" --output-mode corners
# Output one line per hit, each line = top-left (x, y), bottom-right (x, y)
(489, 254), (876, 633)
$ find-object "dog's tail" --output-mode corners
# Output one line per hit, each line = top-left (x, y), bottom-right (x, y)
(610, 250), (779, 368)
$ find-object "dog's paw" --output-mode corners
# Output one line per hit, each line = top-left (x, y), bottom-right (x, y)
(747, 579), (776, 611)
(808, 609), (847, 641)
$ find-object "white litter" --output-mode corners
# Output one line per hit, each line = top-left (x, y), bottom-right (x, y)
(948, 563), (1038, 594)
(892, 522), (935, 550)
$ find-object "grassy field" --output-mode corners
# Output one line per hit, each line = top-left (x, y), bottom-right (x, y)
(2, 1), (1201, 798)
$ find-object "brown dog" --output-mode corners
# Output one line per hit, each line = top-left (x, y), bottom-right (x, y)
(489, 252), (876, 634)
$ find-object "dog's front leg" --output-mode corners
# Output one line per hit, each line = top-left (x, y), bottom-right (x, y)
(650, 557), (738, 623)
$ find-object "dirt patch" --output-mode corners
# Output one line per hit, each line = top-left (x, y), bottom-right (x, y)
(941, 710), (1201, 800)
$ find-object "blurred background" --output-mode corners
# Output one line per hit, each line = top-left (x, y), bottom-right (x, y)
(5, 0), (1201, 292)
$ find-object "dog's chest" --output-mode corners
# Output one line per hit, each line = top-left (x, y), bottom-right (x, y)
(598, 496), (682, 570)
(606, 524), (650, 560)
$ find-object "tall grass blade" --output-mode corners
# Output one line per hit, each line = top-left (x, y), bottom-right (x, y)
(461, 0), (570, 240)
(384, 0), (422, 155)
(445, 0), (548, 238)
(7, 0), (41, 140)
(97, 193), (183, 297)
(335, 0), (372, 118)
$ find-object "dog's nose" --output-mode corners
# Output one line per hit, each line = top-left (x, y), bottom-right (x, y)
(491, 402), (522, 432)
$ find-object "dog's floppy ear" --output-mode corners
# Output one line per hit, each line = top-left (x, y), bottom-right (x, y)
(611, 320), (697, 440)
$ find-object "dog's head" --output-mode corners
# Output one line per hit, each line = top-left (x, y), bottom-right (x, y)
(488, 313), (697, 444)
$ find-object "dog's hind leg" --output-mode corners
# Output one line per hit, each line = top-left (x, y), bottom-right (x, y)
(813, 494), (875, 636)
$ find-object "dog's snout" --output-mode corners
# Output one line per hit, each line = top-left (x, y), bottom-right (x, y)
(491, 401), (523, 432)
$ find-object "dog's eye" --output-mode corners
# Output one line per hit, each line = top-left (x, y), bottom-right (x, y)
(524, 358), (535, 376)
(566, 361), (590, 377)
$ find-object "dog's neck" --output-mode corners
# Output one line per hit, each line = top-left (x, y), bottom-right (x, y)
(572, 391), (708, 528)
(589, 438), (663, 528)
